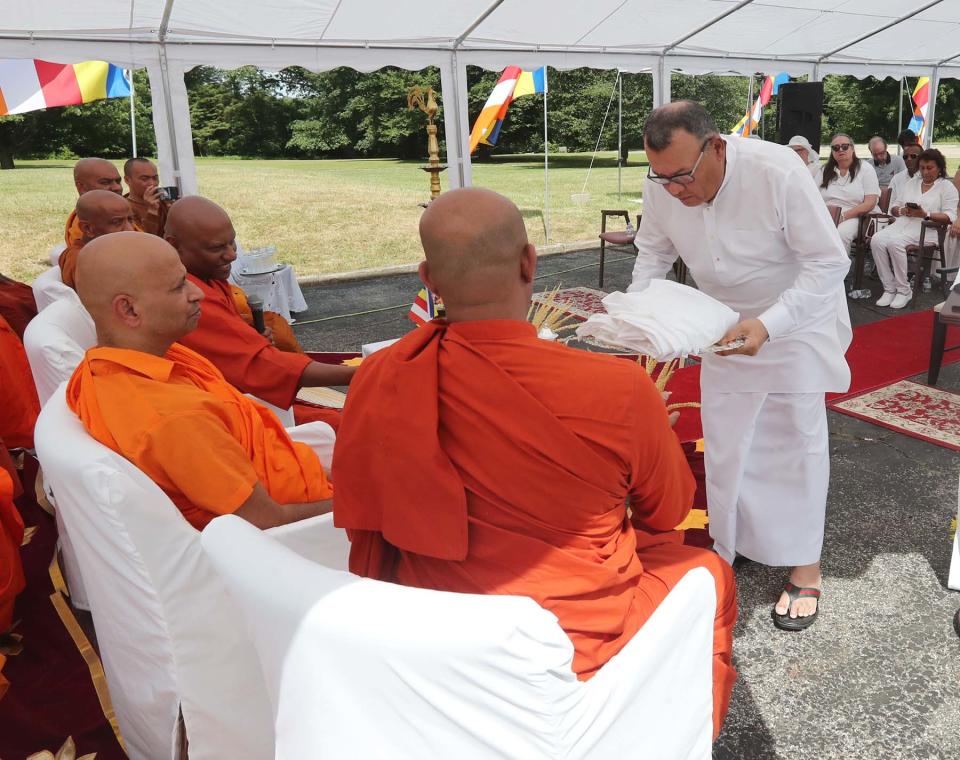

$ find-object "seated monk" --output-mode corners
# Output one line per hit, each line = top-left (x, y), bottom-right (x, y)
(65, 231), (334, 531)
(59, 190), (137, 289)
(0, 314), (40, 451)
(123, 157), (174, 236)
(64, 158), (127, 247)
(333, 188), (738, 738)
(164, 197), (355, 429)
(0, 443), (26, 699)
(0, 272), (37, 339)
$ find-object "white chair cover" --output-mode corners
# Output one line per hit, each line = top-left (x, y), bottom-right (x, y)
(203, 515), (717, 760)
(34, 387), (280, 760)
(49, 242), (67, 267)
(22, 298), (96, 406)
(31, 265), (81, 311)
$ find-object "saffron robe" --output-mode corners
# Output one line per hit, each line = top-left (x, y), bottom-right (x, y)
(58, 241), (84, 290)
(66, 343), (333, 530)
(333, 319), (737, 737)
(181, 275), (340, 430)
(124, 193), (172, 237)
(0, 316), (40, 450)
(0, 275), (37, 339)
(0, 459), (25, 633)
(229, 284), (304, 354)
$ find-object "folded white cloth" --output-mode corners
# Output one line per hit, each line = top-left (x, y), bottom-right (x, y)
(575, 280), (740, 359)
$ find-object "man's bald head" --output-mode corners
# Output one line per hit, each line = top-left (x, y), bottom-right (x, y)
(165, 196), (238, 281)
(73, 158), (122, 196)
(76, 231), (203, 354)
(418, 188), (535, 319)
(76, 190), (137, 241)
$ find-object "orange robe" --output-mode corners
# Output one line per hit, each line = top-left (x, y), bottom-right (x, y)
(333, 320), (737, 737)
(0, 276), (38, 339)
(124, 193), (172, 237)
(0, 316), (40, 450)
(66, 343), (333, 530)
(181, 275), (340, 430)
(64, 209), (83, 248)
(229, 285), (304, 354)
(0, 452), (25, 632)
(58, 241), (84, 290)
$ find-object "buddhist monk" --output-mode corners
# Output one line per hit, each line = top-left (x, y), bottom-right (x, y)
(0, 314), (40, 451)
(58, 190), (138, 290)
(0, 445), (26, 698)
(64, 158), (124, 247)
(333, 188), (738, 738)
(0, 272), (37, 339)
(123, 157), (173, 236)
(66, 232), (334, 530)
(164, 196), (355, 429)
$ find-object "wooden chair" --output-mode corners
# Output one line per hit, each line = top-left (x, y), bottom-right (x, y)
(927, 266), (960, 386)
(597, 210), (687, 288)
(906, 220), (950, 301)
(851, 187), (893, 288)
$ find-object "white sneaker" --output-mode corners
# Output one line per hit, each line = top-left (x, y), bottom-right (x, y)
(875, 292), (895, 307)
(890, 293), (911, 309)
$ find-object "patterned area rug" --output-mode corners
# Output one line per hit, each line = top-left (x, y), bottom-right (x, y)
(829, 380), (960, 451)
(530, 286), (607, 320)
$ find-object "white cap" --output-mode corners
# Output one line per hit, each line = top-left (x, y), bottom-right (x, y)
(787, 135), (818, 164)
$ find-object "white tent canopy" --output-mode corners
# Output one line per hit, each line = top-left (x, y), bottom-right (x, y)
(3, 0), (957, 193)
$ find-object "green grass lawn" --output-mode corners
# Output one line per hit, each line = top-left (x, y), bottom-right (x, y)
(0, 151), (646, 282)
(3, 146), (959, 283)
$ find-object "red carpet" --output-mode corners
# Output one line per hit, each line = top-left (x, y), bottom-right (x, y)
(828, 310), (960, 402)
(0, 458), (125, 760)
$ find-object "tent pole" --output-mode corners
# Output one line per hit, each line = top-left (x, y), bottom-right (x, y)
(897, 75), (904, 153)
(128, 69), (137, 158)
(617, 70), (622, 200)
(543, 67), (550, 244)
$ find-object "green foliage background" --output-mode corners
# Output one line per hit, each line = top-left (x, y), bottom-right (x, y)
(2, 66), (957, 166)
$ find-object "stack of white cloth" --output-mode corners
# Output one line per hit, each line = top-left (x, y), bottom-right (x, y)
(575, 280), (740, 360)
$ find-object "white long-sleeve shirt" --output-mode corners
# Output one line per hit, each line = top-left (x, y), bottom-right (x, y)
(630, 135), (851, 393)
(887, 174), (959, 234)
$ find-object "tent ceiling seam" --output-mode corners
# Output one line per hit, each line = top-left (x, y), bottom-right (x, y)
(452, 0), (507, 50)
(816, 0), (944, 63)
(318, 0), (345, 40)
(662, 0), (756, 56)
(572, 0), (631, 47)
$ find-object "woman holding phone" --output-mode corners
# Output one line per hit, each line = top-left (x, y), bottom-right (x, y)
(869, 148), (958, 308)
(816, 133), (880, 253)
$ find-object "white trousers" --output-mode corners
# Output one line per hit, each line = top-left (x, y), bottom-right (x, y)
(837, 218), (860, 252)
(702, 391), (829, 567)
(944, 234), (960, 272)
(870, 225), (916, 296)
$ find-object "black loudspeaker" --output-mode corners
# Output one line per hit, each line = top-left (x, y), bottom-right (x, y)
(777, 82), (824, 152)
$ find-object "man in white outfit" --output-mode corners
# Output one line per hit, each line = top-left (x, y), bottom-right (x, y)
(631, 101), (852, 630)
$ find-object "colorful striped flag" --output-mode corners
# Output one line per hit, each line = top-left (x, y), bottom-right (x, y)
(730, 72), (789, 137)
(469, 66), (546, 153)
(906, 77), (930, 141)
(409, 287), (440, 325)
(0, 59), (130, 117)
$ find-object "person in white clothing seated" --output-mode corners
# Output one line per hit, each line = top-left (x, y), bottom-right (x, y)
(870, 148), (959, 308)
(787, 135), (821, 177)
(888, 143), (922, 209)
(816, 134), (880, 253)
(867, 136), (906, 189)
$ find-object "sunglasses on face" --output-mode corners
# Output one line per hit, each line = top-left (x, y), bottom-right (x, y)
(904, 153), (921, 161)
(647, 139), (712, 186)
(831, 143), (852, 152)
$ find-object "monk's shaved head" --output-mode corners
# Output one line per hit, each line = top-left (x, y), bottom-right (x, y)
(418, 188), (535, 319)
(75, 190), (137, 241)
(76, 231), (203, 354)
(73, 158), (122, 196)
(165, 196), (238, 281)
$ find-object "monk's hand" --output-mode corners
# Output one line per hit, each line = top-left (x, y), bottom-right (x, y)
(145, 185), (163, 210)
(661, 391), (680, 427)
(716, 318), (769, 357)
(262, 325), (276, 346)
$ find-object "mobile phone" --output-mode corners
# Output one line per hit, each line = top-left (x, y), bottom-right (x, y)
(905, 202), (920, 209)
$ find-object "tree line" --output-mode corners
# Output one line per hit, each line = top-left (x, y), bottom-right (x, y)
(1, 65), (957, 168)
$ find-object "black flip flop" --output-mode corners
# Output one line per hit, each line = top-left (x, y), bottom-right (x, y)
(772, 582), (821, 631)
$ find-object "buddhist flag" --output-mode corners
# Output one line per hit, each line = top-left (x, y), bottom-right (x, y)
(469, 66), (546, 152)
(0, 59), (131, 117)
(906, 77), (931, 141)
(730, 72), (789, 137)
(409, 288), (439, 326)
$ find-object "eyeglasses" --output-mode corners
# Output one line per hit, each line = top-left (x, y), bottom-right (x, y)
(831, 143), (852, 152)
(903, 153), (921, 161)
(647, 139), (712, 186)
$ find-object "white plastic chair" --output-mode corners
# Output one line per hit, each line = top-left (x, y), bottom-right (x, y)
(203, 515), (717, 760)
(31, 265), (80, 311)
(34, 386), (341, 759)
(49, 242), (67, 266)
(23, 298), (96, 406)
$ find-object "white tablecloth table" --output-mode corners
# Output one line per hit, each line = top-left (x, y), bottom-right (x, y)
(229, 261), (308, 323)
